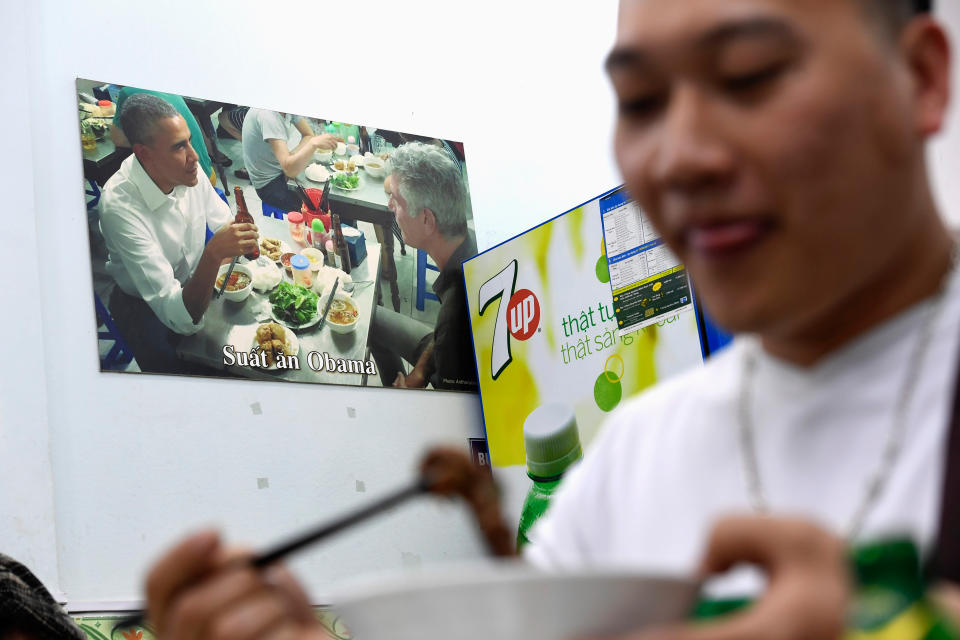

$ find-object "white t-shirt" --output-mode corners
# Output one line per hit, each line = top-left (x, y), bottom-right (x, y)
(526, 267), (960, 594)
(100, 154), (232, 335)
(242, 109), (303, 189)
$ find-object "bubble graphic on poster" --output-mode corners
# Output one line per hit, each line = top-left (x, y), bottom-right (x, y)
(593, 354), (624, 412)
(595, 255), (610, 284)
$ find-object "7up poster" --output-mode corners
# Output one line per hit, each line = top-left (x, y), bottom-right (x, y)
(463, 187), (709, 537)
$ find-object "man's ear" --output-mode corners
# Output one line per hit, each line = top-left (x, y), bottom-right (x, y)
(900, 16), (951, 137)
(422, 208), (439, 235)
(132, 142), (150, 165)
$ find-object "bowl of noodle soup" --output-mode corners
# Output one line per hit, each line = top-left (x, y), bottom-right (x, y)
(324, 292), (359, 334)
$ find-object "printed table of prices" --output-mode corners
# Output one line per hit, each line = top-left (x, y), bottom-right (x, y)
(599, 188), (694, 334)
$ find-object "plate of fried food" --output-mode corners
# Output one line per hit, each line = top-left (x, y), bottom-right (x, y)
(251, 322), (300, 370)
(332, 158), (358, 174)
(259, 237), (292, 263)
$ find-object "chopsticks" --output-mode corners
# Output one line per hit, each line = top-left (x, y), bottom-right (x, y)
(214, 257), (239, 299)
(317, 278), (340, 331)
(294, 180), (317, 212)
(115, 472), (438, 630)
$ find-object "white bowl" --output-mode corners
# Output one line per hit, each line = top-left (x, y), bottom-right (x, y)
(216, 263), (254, 302)
(345, 143), (360, 156)
(299, 247), (325, 272)
(332, 563), (697, 640)
(363, 159), (387, 178)
(314, 149), (333, 163)
(335, 142), (346, 155)
(323, 291), (359, 334)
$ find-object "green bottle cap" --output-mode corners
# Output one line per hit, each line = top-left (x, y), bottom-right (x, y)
(523, 404), (582, 479)
(312, 218), (325, 233)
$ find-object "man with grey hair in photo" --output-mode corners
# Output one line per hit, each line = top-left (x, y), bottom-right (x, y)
(368, 141), (479, 391)
(100, 93), (259, 373)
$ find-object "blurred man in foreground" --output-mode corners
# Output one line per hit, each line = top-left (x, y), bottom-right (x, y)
(141, 0), (960, 638)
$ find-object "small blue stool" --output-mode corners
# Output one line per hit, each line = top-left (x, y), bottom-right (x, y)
(262, 201), (287, 219)
(86, 178), (101, 210)
(94, 293), (135, 370)
(416, 249), (440, 311)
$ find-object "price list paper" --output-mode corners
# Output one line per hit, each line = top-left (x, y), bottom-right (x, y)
(599, 188), (693, 335)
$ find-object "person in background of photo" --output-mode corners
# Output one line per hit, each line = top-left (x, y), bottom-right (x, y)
(241, 108), (338, 212)
(100, 94), (259, 374)
(369, 141), (479, 391)
(217, 105), (252, 181)
(111, 86), (221, 186)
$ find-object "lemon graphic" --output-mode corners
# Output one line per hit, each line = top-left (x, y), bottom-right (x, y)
(653, 281), (662, 292)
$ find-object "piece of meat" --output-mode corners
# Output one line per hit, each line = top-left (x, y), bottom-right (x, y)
(419, 448), (516, 557)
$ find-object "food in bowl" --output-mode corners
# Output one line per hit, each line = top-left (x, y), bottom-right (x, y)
(346, 143), (360, 156)
(333, 159), (345, 171)
(364, 159), (386, 178)
(300, 248), (325, 271)
(325, 294), (359, 333)
(280, 252), (296, 276)
(216, 264), (254, 302)
(216, 270), (252, 292)
(328, 298), (358, 325)
(315, 148), (333, 162)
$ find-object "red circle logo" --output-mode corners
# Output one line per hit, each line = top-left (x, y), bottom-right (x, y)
(507, 289), (540, 341)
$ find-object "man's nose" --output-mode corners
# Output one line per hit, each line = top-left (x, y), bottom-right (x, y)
(651, 86), (736, 193)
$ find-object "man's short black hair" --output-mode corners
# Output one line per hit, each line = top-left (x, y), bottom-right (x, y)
(117, 93), (179, 146)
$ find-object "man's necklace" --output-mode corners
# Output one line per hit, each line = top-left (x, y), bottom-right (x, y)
(737, 246), (959, 541)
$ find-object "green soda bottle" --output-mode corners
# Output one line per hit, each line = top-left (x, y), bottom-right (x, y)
(848, 539), (958, 639)
(693, 539), (960, 638)
(516, 404), (583, 550)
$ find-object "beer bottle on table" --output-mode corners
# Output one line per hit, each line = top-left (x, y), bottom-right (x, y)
(332, 213), (352, 274)
(233, 186), (259, 260)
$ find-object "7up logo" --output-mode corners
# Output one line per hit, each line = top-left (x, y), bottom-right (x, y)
(478, 260), (540, 380)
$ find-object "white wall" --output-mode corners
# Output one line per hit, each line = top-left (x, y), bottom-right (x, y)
(7, 0), (623, 607)
(2, 0), (959, 608)
(0, 0), (59, 598)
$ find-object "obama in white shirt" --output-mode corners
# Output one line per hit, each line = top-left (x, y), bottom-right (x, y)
(100, 93), (258, 373)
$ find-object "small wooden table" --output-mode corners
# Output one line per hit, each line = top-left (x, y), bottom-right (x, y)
(176, 216), (382, 386)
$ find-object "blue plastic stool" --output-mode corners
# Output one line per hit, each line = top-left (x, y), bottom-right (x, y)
(86, 178), (101, 210)
(94, 293), (135, 370)
(416, 249), (440, 311)
(261, 201), (287, 219)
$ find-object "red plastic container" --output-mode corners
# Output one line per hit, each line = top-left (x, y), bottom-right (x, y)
(301, 187), (331, 245)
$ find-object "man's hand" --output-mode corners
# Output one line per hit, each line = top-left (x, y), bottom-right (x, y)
(310, 134), (339, 151)
(586, 516), (851, 640)
(393, 368), (427, 389)
(145, 531), (330, 640)
(207, 223), (259, 262)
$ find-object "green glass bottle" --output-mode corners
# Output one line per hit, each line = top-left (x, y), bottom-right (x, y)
(692, 539), (960, 639)
(516, 404), (582, 550)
